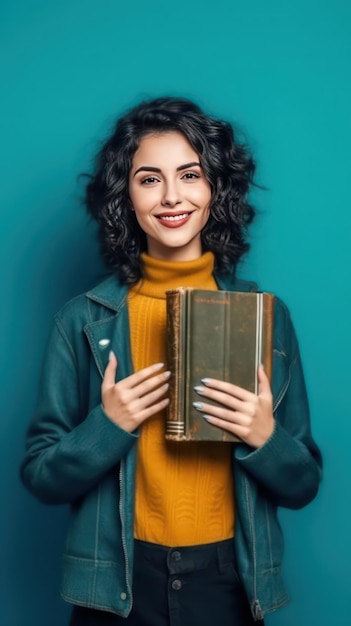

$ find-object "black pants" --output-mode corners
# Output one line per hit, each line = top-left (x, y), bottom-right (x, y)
(70, 538), (262, 626)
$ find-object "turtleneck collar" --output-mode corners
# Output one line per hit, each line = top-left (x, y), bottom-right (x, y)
(130, 251), (216, 299)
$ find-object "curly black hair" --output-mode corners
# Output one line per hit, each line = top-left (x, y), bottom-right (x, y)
(85, 97), (256, 284)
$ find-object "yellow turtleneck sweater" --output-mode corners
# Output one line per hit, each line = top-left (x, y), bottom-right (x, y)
(128, 252), (235, 547)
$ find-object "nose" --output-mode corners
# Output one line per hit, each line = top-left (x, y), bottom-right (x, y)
(161, 180), (182, 207)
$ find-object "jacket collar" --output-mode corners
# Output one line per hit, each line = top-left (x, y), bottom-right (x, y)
(85, 270), (258, 313)
(86, 274), (128, 313)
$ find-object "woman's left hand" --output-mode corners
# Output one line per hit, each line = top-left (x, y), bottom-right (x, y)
(193, 365), (275, 448)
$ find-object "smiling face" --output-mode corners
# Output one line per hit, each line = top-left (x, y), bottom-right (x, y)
(129, 131), (212, 262)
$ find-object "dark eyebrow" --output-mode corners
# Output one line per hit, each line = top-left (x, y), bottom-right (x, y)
(133, 166), (161, 177)
(133, 162), (201, 177)
(177, 161), (201, 171)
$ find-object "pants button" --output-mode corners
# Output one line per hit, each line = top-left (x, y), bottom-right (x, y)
(171, 579), (182, 591)
(172, 550), (182, 561)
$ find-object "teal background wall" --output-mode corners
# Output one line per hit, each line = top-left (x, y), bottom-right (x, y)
(1, 1), (350, 624)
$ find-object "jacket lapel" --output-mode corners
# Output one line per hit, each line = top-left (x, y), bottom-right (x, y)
(84, 308), (134, 382)
(83, 276), (134, 381)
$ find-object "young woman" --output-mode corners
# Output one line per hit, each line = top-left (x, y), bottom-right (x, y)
(21, 97), (322, 625)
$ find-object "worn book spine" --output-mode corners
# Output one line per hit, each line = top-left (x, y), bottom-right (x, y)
(165, 289), (274, 442)
(166, 289), (186, 440)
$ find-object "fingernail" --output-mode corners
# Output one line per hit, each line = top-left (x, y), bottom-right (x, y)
(192, 401), (203, 410)
(201, 378), (212, 385)
(155, 362), (164, 369)
(202, 415), (212, 422)
(194, 385), (204, 394)
(164, 370), (171, 379)
(109, 350), (115, 361)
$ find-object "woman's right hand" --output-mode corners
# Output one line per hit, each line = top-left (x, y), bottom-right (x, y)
(101, 351), (170, 432)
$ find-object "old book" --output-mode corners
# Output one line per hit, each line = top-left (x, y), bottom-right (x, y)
(165, 288), (274, 442)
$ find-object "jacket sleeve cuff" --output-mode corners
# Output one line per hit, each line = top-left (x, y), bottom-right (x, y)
(82, 404), (139, 466)
(235, 421), (310, 470)
(233, 421), (321, 508)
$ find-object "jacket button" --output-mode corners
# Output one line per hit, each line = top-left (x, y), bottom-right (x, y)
(98, 338), (110, 349)
(171, 579), (182, 591)
(120, 592), (127, 600)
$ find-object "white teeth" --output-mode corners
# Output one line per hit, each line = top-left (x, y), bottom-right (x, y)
(159, 213), (189, 221)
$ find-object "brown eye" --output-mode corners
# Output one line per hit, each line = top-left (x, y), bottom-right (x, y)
(182, 171), (201, 180)
(141, 176), (159, 185)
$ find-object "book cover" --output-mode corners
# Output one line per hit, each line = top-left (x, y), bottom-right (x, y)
(165, 288), (274, 442)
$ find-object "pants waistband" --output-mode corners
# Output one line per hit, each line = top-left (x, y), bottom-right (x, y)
(134, 538), (235, 575)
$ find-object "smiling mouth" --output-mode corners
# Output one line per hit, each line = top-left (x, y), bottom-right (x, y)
(156, 212), (192, 222)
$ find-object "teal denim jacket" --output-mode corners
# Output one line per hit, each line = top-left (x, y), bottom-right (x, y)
(21, 272), (322, 621)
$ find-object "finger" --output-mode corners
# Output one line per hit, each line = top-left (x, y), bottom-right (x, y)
(127, 362), (166, 389)
(202, 414), (248, 440)
(193, 400), (250, 426)
(198, 378), (254, 403)
(194, 388), (244, 412)
(130, 369), (171, 401)
(136, 397), (170, 424)
(134, 382), (170, 411)
(102, 351), (118, 390)
(258, 364), (272, 397)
